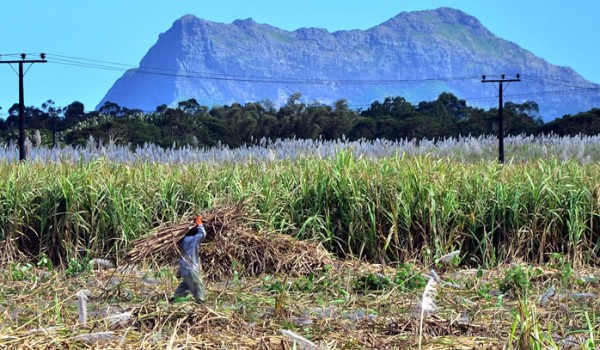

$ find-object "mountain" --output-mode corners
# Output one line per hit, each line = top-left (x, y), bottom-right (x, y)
(98, 7), (600, 120)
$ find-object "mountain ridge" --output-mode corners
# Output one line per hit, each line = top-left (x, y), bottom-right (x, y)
(99, 7), (600, 120)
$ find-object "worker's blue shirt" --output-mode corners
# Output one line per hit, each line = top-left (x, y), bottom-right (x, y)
(178, 224), (206, 276)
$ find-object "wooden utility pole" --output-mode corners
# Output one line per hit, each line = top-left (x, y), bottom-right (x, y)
(481, 74), (521, 164)
(0, 53), (47, 161)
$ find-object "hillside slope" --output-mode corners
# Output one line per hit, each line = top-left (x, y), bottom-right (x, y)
(99, 7), (600, 120)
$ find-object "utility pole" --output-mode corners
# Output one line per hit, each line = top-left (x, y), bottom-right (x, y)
(481, 74), (521, 164)
(0, 53), (47, 161)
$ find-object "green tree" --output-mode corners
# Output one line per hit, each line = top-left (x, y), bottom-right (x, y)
(278, 92), (306, 138)
(362, 96), (414, 119)
(503, 101), (543, 135)
(41, 100), (63, 147)
(98, 101), (123, 117)
(348, 117), (376, 140)
(177, 98), (205, 115)
(540, 108), (600, 136)
(64, 101), (86, 126)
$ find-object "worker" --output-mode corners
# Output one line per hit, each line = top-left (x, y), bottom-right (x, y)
(171, 215), (206, 303)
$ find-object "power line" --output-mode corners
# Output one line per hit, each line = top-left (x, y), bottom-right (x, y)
(47, 53), (139, 68)
(521, 77), (596, 90)
(44, 53), (481, 85)
(465, 86), (600, 103)
(504, 87), (600, 99)
(49, 60), (129, 73)
(523, 75), (596, 86)
(10, 53), (600, 92)
(5, 52), (600, 112)
(41, 54), (600, 97)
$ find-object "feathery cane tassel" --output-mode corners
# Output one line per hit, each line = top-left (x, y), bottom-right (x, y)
(75, 289), (91, 325)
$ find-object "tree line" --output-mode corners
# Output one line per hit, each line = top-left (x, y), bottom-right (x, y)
(1, 92), (599, 149)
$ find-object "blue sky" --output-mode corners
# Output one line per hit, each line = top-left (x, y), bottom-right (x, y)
(1, 0), (598, 115)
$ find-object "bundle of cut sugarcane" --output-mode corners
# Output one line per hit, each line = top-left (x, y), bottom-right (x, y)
(122, 200), (335, 282)
(201, 227), (335, 282)
(123, 202), (247, 266)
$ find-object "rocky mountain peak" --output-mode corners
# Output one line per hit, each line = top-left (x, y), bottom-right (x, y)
(232, 18), (257, 26)
(99, 8), (600, 120)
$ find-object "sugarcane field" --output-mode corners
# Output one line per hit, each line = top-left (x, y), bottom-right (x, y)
(1, 138), (600, 349)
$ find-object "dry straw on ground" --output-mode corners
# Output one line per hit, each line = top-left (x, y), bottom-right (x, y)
(123, 202), (334, 281)
(1, 257), (597, 349)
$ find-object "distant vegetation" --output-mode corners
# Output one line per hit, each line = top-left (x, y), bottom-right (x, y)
(1, 92), (599, 149)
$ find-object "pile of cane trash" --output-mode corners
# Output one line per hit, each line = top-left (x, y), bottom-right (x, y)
(124, 202), (334, 281)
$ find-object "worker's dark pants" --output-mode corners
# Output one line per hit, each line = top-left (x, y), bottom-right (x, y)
(174, 270), (205, 302)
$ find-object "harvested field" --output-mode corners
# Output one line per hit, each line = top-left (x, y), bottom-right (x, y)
(0, 254), (598, 349)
